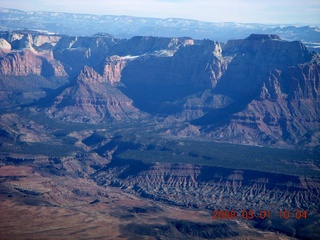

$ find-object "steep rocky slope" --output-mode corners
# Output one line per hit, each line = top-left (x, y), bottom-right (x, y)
(120, 39), (225, 113)
(216, 34), (314, 99)
(0, 33), (67, 77)
(46, 66), (145, 123)
(0, 30), (319, 147)
(192, 34), (320, 146)
(94, 160), (320, 212)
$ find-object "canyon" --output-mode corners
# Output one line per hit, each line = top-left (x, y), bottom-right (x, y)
(0, 29), (320, 239)
(0, 30), (319, 147)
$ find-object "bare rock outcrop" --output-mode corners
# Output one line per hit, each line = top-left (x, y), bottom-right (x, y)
(192, 35), (320, 146)
(0, 38), (11, 50)
(102, 55), (128, 84)
(0, 31), (67, 77)
(94, 161), (320, 211)
(108, 36), (194, 56)
(217, 34), (313, 99)
(46, 66), (145, 123)
(53, 35), (118, 77)
(196, 63), (320, 146)
(0, 50), (67, 77)
(0, 30), (319, 146)
(120, 39), (225, 113)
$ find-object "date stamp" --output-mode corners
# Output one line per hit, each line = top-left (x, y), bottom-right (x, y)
(212, 210), (307, 220)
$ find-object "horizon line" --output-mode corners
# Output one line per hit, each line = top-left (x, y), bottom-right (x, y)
(1, 7), (319, 27)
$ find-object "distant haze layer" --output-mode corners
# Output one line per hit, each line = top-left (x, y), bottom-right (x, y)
(0, 0), (320, 24)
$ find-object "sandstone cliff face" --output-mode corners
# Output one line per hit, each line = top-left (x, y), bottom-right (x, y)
(217, 34), (313, 99)
(108, 36), (194, 56)
(121, 39), (223, 88)
(205, 63), (320, 146)
(102, 36), (195, 86)
(0, 50), (67, 77)
(102, 56), (128, 84)
(0, 50), (42, 76)
(0, 31), (120, 79)
(53, 35), (118, 78)
(0, 38), (11, 50)
(0, 31), (61, 51)
(33, 34), (61, 48)
(0, 31), (67, 77)
(120, 39), (225, 113)
(191, 34), (320, 146)
(169, 39), (224, 88)
(46, 66), (144, 123)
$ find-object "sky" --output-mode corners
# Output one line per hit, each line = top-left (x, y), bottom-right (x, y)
(1, 0), (319, 25)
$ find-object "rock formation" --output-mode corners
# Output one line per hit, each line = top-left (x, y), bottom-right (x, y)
(94, 161), (320, 211)
(46, 66), (144, 123)
(192, 34), (320, 146)
(0, 30), (319, 147)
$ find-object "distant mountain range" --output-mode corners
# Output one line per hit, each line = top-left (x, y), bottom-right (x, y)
(0, 8), (319, 51)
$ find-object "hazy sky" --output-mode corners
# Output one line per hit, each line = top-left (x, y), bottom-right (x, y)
(1, 0), (319, 24)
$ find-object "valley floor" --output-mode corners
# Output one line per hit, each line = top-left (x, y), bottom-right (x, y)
(0, 165), (302, 240)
